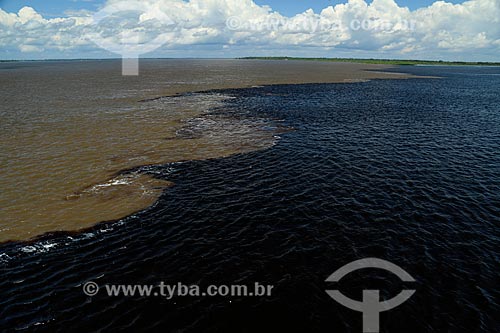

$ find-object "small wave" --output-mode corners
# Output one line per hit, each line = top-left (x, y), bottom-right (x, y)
(22, 241), (58, 253)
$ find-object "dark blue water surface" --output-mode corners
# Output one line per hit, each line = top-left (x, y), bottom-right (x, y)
(1, 66), (499, 332)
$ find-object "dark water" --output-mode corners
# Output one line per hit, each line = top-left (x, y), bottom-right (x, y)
(1, 66), (499, 332)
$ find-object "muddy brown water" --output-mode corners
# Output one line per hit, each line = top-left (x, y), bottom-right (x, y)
(0, 59), (415, 242)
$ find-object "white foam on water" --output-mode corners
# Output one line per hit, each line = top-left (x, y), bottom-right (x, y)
(20, 241), (58, 253)
(0, 253), (12, 263)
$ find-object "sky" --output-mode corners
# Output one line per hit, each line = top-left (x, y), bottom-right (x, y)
(0, 0), (470, 16)
(0, 0), (499, 61)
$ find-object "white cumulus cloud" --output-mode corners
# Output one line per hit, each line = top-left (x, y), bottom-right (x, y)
(0, 0), (499, 60)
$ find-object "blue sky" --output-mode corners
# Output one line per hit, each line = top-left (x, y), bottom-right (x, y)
(256, 0), (468, 15)
(0, 0), (101, 17)
(0, 0), (468, 17)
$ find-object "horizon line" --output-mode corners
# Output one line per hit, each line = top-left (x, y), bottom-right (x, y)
(1, 57), (499, 65)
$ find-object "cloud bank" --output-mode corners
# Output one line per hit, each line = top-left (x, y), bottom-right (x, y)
(0, 0), (499, 60)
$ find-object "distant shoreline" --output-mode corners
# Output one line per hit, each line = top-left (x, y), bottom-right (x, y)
(240, 57), (500, 66)
(2, 57), (499, 66)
